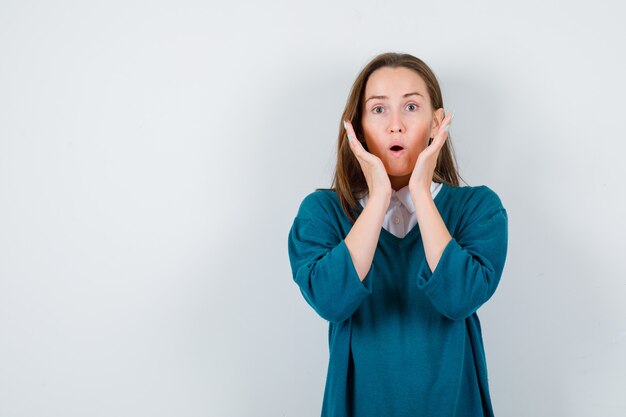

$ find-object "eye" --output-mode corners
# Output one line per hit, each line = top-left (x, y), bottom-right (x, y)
(406, 103), (419, 111)
(372, 106), (384, 114)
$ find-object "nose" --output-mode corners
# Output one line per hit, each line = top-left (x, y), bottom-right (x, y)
(388, 111), (404, 133)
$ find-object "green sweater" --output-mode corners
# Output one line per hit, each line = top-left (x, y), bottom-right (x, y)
(287, 183), (508, 417)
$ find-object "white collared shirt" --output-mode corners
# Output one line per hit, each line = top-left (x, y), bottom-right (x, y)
(358, 181), (442, 238)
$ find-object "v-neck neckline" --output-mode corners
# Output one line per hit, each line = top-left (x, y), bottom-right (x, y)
(377, 183), (449, 245)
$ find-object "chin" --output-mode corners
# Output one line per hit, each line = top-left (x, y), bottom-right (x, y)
(384, 163), (413, 178)
(386, 172), (413, 184)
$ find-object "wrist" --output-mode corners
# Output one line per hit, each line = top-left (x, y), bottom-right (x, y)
(366, 191), (391, 210)
(410, 187), (431, 202)
(367, 194), (391, 206)
(369, 187), (392, 203)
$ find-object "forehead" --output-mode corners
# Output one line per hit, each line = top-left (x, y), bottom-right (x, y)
(365, 66), (428, 98)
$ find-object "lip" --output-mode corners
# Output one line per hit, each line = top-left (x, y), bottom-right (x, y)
(389, 148), (406, 158)
(389, 140), (406, 149)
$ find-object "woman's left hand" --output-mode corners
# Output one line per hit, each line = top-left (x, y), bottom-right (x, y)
(408, 110), (454, 195)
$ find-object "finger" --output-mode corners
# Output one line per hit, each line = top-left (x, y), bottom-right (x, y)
(343, 119), (360, 146)
(432, 111), (454, 148)
(429, 130), (448, 154)
(421, 133), (447, 164)
(438, 110), (453, 134)
(445, 109), (454, 126)
(343, 120), (370, 161)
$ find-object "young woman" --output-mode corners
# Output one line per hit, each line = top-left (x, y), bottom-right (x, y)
(288, 52), (508, 417)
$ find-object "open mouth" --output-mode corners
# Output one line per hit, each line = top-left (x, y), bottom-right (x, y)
(389, 145), (405, 158)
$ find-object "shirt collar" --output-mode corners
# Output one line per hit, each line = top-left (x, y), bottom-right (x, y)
(394, 185), (415, 214)
(358, 181), (440, 212)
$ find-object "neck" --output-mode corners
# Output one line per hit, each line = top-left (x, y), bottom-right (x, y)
(389, 174), (410, 191)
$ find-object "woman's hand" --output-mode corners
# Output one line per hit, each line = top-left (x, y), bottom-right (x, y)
(408, 110), (454, 196)
(343, 120), (392, 204)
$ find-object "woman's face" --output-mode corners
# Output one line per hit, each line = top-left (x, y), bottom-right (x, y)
(361, 66), (444, 190)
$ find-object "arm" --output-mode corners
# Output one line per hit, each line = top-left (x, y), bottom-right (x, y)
(288, 120), (391, 323)
(410, 189), (453, 273)
(287, 194), (374, 323)
(414, 189), (509, 321)
(344, 193), (389, 281)
(342, 119), (392, 281)
(406, 110), (508, 320)
(408, 108), (454, 273)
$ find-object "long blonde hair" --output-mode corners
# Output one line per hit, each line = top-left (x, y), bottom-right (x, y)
(331, 52), (464, 223)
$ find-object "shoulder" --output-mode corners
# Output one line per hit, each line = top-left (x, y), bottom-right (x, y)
(294, 188), (341, 220)
(291, 188), (348, 239)
(448, 184), (504, 206)
(444, 184), (507, 218)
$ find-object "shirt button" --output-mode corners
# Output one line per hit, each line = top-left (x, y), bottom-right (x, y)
(393, 216), (400, 224)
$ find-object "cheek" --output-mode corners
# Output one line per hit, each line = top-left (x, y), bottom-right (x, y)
(411, 121), (430, 136)
(361, 125), (381, 151)
(410, 130), (430, 147)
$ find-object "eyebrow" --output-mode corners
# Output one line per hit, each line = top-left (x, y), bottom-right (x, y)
(365, 92), (424, 103)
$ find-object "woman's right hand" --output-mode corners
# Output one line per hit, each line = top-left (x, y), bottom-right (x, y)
(343, 120), (392, 204)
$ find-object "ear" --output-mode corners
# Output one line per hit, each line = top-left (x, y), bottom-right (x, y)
(430, 108), (445, 136)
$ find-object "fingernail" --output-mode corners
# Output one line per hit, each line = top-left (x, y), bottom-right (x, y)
(343, 120), (348, 130)
(443, 125), (450, 133)
(347, 134), (353, 141)
(449, 110), (455, 121)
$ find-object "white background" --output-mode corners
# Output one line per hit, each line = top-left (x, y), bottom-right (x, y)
(1, 1), (625, 416)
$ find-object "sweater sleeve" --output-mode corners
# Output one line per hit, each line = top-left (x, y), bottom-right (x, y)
(287, 194), (372, 323)
(417, 188), (509, 321)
